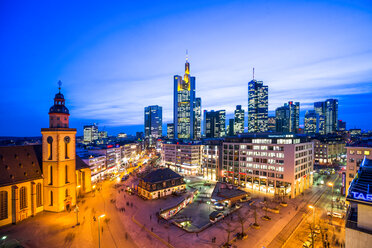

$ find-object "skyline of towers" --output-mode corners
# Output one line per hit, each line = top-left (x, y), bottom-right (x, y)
(304, 110), (318, 134)
(248, 75), (268, 133)
(144, 105), (163, 143)
(234, 105), (245, 134)
(314, 99), (338, 134)
(83, 124), (98, 143)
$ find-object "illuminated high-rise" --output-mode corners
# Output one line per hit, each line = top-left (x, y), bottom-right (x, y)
(234, 105), (245, 134)
(287, 101), (300, 133)
(248, 76), (268, 133)
(144, 105), (162, 141)
(193, 97), (201, 139)
(314, 99), (338, 134)
(304, 110), (317, 134)
(204, 110), (226, 138)
(173, 54), (196, 139)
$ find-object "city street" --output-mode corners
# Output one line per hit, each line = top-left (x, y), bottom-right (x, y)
(0, 179), (137, 248)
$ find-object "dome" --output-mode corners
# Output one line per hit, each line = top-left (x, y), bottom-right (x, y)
(49, 105), (69, 114)
(54, 92), (64, 99)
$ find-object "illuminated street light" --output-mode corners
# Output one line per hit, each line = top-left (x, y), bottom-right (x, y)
(327, 182), (334, 225)
(98, 214), (106, 248)
(308, 205), (315, 228)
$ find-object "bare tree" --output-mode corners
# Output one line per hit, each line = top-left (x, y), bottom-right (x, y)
(237, 209), (250, 237)
(222, 222), (237, 247)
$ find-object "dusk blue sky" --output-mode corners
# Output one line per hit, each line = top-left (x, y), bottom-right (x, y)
(1, 0), (372, 136)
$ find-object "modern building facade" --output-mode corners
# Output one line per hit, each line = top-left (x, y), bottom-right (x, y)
(234, 105), (245, 134)
(338, 120), (346, 131)
(345, 157), (372, 248)
(314, 99), (338, 134)
(194, 97), (202, 139)
(173, 56), (198, 140)
(204, 110), (226, 138)
(304, 110), (318, 135)
(312, 136), (346, 165)
(248, 79), (268, 133)
(275, 105), (290, 133)
(268, 116), (276, 132)
(220, 134), (313, 198)
(201, 139), (223, 181)
(83, 124), (98, 143)
(167, 123), (174, 139)
(287, 101), (300, 133)
(144, 105), (163, 144)
(161, 141), (202, 175)
(345, 141), (372, 196)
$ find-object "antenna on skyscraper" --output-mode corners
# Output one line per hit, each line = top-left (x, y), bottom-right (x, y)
(186, 49), (189, 61)
(253, 68), (255, 80)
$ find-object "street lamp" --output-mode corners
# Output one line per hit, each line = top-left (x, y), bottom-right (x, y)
(308, 205), (316, 248)
(98, 214), (106, 248)
(75, 185), (81, 226)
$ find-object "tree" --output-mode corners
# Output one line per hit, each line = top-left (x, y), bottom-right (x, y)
(237, 209), (250, 237)
(222, 222), (237, 247)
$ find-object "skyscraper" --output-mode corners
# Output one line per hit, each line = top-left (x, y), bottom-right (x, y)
(325, 99), (338, 134)
(304, 110), (318, 134)
(193, 97), (201, 139)
(144, 105), (162, 141)
(167, 123), (174, 139)
(338, 120), (346, 131)
(83, 124), (98, 143)
(314, 99), (338, 134)
(275, 105), (290, 133)
(268, 116), (276, 132)
(204, 110), (226, 138)
(287, 101), (300, 133)
(248, 73), (268, 133)
(173, 54), (197, 139)
(234, 105), (245, 134)
(228, 118), (235, 136)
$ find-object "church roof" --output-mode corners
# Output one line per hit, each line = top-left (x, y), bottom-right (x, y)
(0, 145), (43, 187)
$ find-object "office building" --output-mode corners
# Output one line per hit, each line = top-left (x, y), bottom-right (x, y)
(275, 105), (290, 133)
(144, 105), (162, 141)
(325, 99), (338, 134)
(234, 105), (245, 134)
(98, 131), (108, 139)
(161, 141), (202, 175)
(173, 55), (199, 140)
(248, 78), (268, 133)
(204, 110), (226, 138)
(228, 118), (235, 136)
(268, 116), (276, 132)
(338, 120), (346, 131)
(201, 139), (223, 181)
(345, 140), (372, 196)
(304, 110), (318, 134)
(220, 134), (313, 198)
(287, 101), (300, 133)
(275, 101), (299, 133)
(312, 136), (346, 165)
(84, 124), (98, 143)
(167, 123), (174, 139)
(194, 97), (202, 139)
(345, 157), (372, 247)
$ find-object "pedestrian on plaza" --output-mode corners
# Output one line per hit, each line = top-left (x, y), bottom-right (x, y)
(125, 232), (128, 240)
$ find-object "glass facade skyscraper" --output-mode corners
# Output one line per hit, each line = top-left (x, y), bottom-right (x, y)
(314, 99), (338, 134)
(204, 110), (226, 138)
(275, 105), (290, 133)
(304, 110), (318, 134)
(144, 105), (162, 141)
(173, 56), (201, 140)
(234, 105), (245, 134)
(248, 80), (268, 132)
(287, 101), (300, 133)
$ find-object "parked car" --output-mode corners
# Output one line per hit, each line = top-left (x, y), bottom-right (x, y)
(214, 202), (224, 210)
(240, 196), (252, 202)
(327, 211), (343, 219)
(209, 211), (224, 223)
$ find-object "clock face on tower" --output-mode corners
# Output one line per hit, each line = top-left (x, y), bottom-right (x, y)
(64, 136), (71, 143)
(47, 136), (53, 144)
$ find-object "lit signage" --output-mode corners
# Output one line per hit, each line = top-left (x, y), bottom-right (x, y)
(351, 191), (372, 201)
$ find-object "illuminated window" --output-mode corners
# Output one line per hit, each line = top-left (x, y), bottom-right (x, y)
(0, 191), (8, 220)
(357, 151), (362, 155)
(20, 187), (27, 210)
(36, 183), (42, 207)
(365, 151), (370, 156)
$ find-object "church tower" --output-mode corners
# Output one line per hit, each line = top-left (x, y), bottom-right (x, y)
(41, 81), (77, 212)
